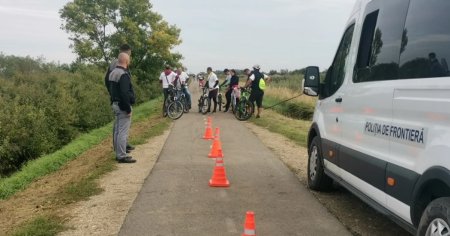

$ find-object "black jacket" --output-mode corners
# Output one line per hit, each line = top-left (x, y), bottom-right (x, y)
(229, 75), (239, 88)
(105, 60), (134, 103)
(109, 66), (135, 113)
(251, 71), (264, 93)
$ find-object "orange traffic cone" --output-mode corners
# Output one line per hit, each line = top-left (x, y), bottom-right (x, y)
(242, 211), (256, 236)
(203, 120), (214, 140)
(209, 158), (230, 187)
(208, 128), (223, 158)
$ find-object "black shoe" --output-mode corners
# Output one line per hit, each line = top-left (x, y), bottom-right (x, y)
(256, 115), (260, 118)
(126, 144), (135, 150)
(223, 109), (228, 113)
(117, 156), (136, 163)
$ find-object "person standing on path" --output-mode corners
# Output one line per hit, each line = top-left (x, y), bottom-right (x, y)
(104, 44), (135, 153)
(159, 65), (177, 116)
(223, 69), (239, 112)
(244, 64), (271, 118)
(206, 67), (219, 113)
(109, 53), (136, 163)
(176, 67), (192, 110)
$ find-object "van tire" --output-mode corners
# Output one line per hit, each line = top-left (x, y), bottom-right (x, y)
(307, 136), (333, 191)
(417, 197), (450, 236)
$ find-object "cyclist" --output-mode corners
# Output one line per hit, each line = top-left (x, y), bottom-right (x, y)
(198, 74), (206, 89)
(244, 64), (271, 118)
(220, 68), (231, 88)
(243, 68), (251, 82)
(159, 65), (177, 116)
(206, 67), (219, 113)
(176, 67), (191, 109)
(224, 69), (240, 112)
(219, 69), (231, 111)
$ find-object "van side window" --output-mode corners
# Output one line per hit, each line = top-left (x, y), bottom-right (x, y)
(320, 24), (355, 99)
(399, 0), (450, 79)
(354, 0), (410, 82)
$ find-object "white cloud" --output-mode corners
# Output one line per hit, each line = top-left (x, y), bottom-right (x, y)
(0, 6), (59, 19)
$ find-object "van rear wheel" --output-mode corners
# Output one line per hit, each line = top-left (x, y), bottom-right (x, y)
(307, 136), (333, 191)
(417, 197), (450, 236)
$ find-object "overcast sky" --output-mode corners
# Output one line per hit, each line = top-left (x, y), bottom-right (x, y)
(0, 0), (356, 73)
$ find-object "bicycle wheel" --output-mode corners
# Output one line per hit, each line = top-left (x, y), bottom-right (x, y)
(234, 99), (254, 121)
(201, 96), (209, 115)
(231, 95), (236, 114)
(180, 96), (189, 113)
(217, 94), (222, 111)
(198, 97), (203, 113)
(167, 101), (184, 120)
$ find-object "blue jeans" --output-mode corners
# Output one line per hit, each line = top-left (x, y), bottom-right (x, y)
(182, 87), (191, 108)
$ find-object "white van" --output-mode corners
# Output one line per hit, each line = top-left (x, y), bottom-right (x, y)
(302, 0), (450, 235)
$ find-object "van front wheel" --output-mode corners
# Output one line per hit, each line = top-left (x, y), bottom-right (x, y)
(417, 197), (450, 236)
(307, 136), (333, 191)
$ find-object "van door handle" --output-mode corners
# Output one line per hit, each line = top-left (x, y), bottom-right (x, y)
(335, 97), (343, 103)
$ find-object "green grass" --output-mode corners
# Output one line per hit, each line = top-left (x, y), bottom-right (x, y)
(264, 95), (314, 120)
(12, 215), (67, 236)
(0, 98), (164, 200)
(130, 119), (170, 146)
(251, 109), (311, 147)
(57, 158), (116, 204)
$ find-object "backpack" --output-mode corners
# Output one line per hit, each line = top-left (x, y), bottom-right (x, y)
(259, 78), (266, 90)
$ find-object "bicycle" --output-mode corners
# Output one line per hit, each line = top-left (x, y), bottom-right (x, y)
(230, 85), (240, 114)
(234, 87), (254, 121)
(164, 85), (184, 120)
(197, 86), (209, 115)
(178, 86), (190, 113)
(217, 86), (224, 111)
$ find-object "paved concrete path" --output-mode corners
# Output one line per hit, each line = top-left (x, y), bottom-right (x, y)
(119, 89), (351, 236)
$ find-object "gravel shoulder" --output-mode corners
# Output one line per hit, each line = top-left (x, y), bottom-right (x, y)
(59, 127), (171, 236)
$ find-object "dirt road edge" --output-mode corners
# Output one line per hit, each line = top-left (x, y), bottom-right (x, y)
(59, 125), (172, 236)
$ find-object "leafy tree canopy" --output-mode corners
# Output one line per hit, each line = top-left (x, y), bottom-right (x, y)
(60, 0), (182, 82)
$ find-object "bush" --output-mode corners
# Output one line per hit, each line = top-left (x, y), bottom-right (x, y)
(0, 56), (113, 176)
(0, 54), (160, 176)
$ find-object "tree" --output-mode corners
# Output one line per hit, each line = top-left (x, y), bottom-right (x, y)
(269, 70), (278, 75)
(60, 0), (182, 83)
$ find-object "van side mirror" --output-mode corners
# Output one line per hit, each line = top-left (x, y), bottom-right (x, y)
(303, 66), (320, 96)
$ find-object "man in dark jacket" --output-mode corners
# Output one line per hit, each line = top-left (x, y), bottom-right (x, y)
(105, 44), (135, 153)
(109, 53), (136, 163)
(105, 44), (132, 97)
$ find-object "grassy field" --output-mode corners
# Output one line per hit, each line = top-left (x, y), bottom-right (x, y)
(249, 79), (315, 147)
(251, 107), (312, 148)
(262, 76), (317, 120)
